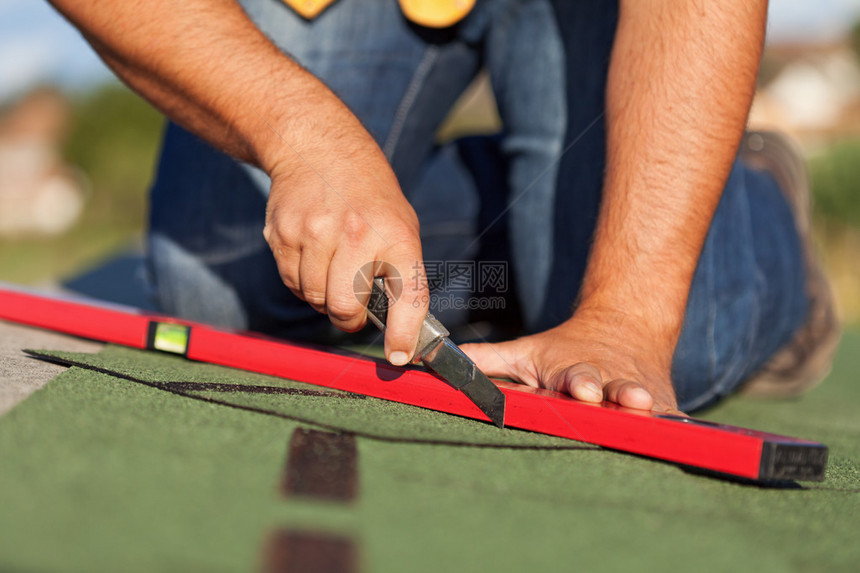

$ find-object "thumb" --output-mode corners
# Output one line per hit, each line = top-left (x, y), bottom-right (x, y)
(459, 340), (536, 387)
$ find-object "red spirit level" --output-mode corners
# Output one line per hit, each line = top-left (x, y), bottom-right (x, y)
(0, 284), (828, 482)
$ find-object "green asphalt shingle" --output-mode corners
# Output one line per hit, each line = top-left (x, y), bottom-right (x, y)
(27, 345), (580, 449)
(0, 331), (858, 572)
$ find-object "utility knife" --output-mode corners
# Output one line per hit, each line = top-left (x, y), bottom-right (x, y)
(366, 277), (506, 428)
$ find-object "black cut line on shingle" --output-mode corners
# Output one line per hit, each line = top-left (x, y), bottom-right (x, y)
(160, 380), (365, 398)
(22, 350), (362, 398)
(24, 349), (597, 451)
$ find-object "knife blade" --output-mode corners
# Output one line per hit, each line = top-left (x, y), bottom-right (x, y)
(365, 277), (506, 428)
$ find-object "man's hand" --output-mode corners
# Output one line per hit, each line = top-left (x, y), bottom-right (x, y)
(461, 306), (680, 413)
(262, 111), (429, 365)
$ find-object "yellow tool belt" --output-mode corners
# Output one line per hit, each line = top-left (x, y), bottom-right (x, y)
(282, 0), (476, 28)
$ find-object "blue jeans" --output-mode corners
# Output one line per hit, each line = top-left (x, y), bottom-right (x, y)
(146, 0), (807, 411)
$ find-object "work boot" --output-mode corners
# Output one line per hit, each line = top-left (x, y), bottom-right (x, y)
(739, 131), (842, 398)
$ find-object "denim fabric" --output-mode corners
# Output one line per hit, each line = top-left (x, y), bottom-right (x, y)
(148, 0), (565, 334)
(673, 165), (808, 410)
(146, 0), (807, 410)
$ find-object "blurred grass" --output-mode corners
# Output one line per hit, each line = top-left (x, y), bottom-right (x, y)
(0, 83), (162, 284)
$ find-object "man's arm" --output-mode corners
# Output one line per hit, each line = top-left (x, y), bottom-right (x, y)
(463, 0), (767, 412)
(48, 0), (429, 365)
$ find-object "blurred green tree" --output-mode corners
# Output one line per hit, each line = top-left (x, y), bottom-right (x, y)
(810, 140), (860, 229)
(851, 20), (860, 62)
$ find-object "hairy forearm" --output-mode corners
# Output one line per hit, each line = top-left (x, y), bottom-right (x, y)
(577, 0), (766, 358)
(48, 0), (368, 173)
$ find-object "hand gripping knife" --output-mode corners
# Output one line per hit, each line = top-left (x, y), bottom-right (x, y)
(366, 277), (506, 428)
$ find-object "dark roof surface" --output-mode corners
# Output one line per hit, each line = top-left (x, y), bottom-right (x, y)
(0, 329), (858, 572)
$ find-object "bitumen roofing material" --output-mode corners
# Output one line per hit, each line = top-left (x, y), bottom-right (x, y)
(0, 320), (103, 415)
(0, 318), (858, 572)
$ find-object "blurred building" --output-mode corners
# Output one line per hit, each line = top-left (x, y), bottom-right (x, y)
(750, 41), (860, 151)
(0, 88), (85, 237)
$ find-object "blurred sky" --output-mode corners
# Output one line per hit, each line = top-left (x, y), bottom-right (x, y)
(2, 0), (860, 102)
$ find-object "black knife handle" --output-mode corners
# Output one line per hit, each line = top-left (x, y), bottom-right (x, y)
(367, 277), (449, 361)
(366, 277), (389, 332)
